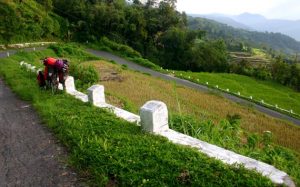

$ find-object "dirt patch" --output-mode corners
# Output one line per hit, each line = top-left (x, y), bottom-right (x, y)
(0, 79), (84, 187)
(101, 69), (124, 82)
(91, 62), (124, 82)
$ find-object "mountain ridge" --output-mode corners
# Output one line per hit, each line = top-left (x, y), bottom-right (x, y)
(190, 13), (300, 42)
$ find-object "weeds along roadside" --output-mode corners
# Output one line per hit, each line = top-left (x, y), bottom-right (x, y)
(0, 47), (274, 186)
(176, 71), (300, 117)
(87, 38), (300, 123)
(86, 59), (300, 185)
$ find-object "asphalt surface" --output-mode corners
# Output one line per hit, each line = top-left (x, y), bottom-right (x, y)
(87, 49), (300, 126)
(0, 79), (81, 186)
(1, 47), (299, 126)
(0, 48), (82, 186)
(0, 47), (45, 58)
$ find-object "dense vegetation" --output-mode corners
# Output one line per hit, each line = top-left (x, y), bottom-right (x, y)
(0, 47), (276, 186)
(1, 0), (299, 91)
(188, 16), (300, 55)
(0, 0), (65, 43)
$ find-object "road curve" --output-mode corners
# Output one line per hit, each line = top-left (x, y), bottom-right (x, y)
(1, 48), (299, 126)
(87, 49), (300, 126)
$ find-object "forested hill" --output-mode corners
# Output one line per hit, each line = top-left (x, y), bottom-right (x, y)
(0, 0), (67, 43)
(188, 16), (300, 54)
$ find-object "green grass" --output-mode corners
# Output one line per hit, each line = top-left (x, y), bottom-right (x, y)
(176, 71), (300, 115)
(90, 60), (300, 185)
(87, 37), (161, 71)
(0, 49), (275, 186)
(170, 114), (300, 186)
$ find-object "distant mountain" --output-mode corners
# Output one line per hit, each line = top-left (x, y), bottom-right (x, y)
(188, 16), (300, 54)
(189, 14), (251, 30)
(231, 13), (300, 42)
(232, 13), (267, 25)
(190, 13), (300, 42)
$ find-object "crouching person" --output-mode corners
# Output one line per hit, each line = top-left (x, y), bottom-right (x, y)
(37, 57), (69, 90)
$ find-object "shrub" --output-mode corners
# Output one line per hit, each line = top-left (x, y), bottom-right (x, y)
(98, 37), (142, 58)
(128, 57), (160, 70)
(70, 64), (99, 89)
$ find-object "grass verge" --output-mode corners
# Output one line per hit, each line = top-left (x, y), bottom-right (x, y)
(176, 72), (300, 116)
(87, 37), (161, 70)
(0, 48), (275, 186)
(84, 60), (300, 185)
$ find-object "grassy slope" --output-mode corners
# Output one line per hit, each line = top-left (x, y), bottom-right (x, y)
(0, 49), (274, 186)
(84, 60), (300, 184)
(88, 61), (300, 152)
(176, 71), (300, 115)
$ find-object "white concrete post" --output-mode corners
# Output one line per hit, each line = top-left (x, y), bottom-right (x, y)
(36, 68), (42, 75)
(140, 100), (169, 133)
(65, 76), (75, 93)
(33, 47), (36, 51)
(26, 64), (32, 71)
(7, 52), (9, 57)
(87, 85), (106, 106)
(31, 66), (36, 72)
(250, 96), (253, 100)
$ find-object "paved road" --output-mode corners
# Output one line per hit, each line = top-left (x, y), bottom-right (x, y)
(0, 48), (82, 186)
(0, 79), (81, 186)
(87, 49), (300, 126)
(2, 48), (299, 126)
(0, 47), (45, 58)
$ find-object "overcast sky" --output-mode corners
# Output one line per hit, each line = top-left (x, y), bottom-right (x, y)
(176, 0), (300, 20)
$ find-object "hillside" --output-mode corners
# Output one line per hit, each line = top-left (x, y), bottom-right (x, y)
(0, 0), (66, 44)
(191, 13), (300, 42)
(188, 16), (300, 54)
(0, 46), (280, 186)
(232, 13), (300, 42)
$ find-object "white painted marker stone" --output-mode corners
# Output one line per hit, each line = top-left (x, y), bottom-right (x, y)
(140, 100), (169, 133)
(26, 64), (32, 71)
(65, 76), (76, 93)
(87, 85), (106, 106)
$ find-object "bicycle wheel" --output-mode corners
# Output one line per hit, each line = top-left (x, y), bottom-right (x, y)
(50, 72), (59, 94)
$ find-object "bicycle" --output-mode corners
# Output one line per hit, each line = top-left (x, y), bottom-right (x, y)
(37, 58), (69, 94)
(46, 68), (59, 94)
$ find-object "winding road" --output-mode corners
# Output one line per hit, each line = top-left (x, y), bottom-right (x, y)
(0, 48), (81, 186)
(87, 49), (300, 126)
(1, 48), (300, 126)
(0, 78), (81, 186)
